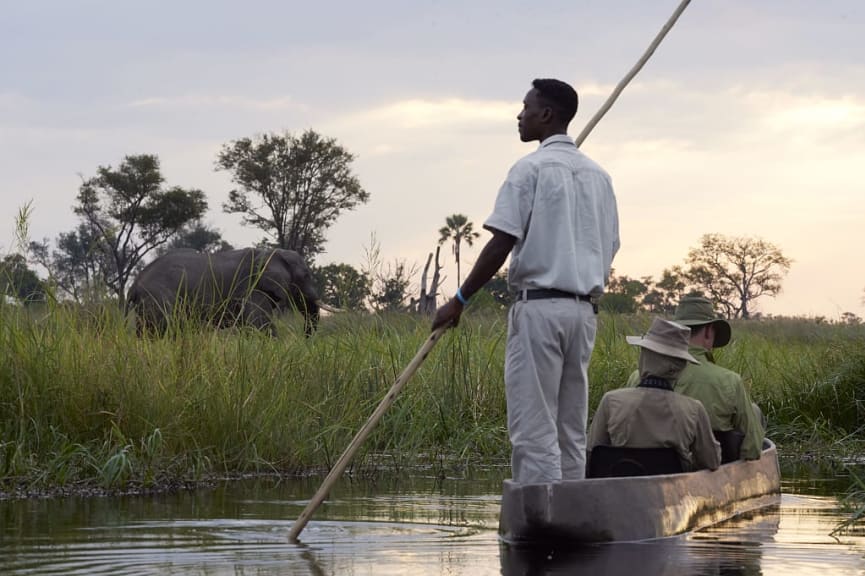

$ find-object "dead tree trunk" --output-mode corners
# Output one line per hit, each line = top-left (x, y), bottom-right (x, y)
(417, 245), (443, 315)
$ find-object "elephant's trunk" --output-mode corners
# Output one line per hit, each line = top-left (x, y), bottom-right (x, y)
(303, 299), (320, 338)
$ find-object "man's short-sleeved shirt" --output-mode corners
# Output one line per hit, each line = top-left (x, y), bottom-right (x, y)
(483, 134), (620, 296)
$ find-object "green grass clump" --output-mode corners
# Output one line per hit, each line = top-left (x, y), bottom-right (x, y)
(1, 302), (863, 496)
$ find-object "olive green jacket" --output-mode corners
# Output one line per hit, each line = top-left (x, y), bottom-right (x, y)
(627, 346), (765, 460)
(588, 387), (721, 472)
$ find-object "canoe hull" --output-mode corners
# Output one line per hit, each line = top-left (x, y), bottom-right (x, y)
(499, 440), (781, 544)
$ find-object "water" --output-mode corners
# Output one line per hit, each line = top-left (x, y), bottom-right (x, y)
(1, 472), (863, 575)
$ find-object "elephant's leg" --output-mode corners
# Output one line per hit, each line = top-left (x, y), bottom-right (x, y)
(243, 292), (277, 335)
(138, 311), (168, 338)
(303, 304), (319, 338)
(133, 299), (167, 338)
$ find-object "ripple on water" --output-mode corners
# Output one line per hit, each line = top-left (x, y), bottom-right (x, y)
(2, 479), (865, 575)
(1, 518), (497, 576)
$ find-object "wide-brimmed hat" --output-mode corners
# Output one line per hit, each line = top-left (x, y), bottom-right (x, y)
(626, 318), (700, 364)
(673, 296), (731, 348)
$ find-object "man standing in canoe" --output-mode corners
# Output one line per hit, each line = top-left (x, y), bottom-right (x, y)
(432, 78), (620, 483)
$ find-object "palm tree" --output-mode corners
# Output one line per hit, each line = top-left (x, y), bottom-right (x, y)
(438, 213), (480, 288)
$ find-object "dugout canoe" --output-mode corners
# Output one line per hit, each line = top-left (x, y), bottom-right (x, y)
(498, 439), (781, 545)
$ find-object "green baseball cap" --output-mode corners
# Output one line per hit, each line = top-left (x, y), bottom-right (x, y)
(673, 296), (731, 348)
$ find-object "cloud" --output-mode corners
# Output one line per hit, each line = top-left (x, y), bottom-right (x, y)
(337, 97), (516, 131)
(126, 94), (301, 111)
(0, 92), (34, 110)
(763, 96), (865, 133)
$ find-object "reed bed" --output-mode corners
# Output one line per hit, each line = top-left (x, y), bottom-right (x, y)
(1, 301), (863, 496)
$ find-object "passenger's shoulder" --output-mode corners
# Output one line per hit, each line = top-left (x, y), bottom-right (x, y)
(692, 360), (740, 380)
(709, 362), (743, 384)
(603, 387), (638, 401)
(675, 392), (708, 412)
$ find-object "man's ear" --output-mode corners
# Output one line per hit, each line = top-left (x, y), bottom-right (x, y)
(540, 106), (554, 123)
(704, 323), (716, 346)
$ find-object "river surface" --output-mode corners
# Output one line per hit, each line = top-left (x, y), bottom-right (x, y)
(1, 469), (863, 575)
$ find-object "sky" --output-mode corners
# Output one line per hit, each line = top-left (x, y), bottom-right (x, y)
(1, 0), (863, 318)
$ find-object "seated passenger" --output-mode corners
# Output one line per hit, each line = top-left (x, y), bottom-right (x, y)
(588, 317), (721, 472)
(627, 295), (765, 460)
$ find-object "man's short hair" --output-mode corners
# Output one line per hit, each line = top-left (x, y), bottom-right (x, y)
(532, 78), (579, 124)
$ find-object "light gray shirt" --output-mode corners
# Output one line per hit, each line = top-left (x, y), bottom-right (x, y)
(484, 134), (620, 296)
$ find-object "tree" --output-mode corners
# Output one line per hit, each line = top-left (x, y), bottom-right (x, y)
(312, 263), (370, 311)
(70, 155), (207, 306)
(477, 269), (511, 308)
(369, 261), (414, 312)
(600, 270), (649, 313)
(684, 234), (792, 319)
(641, 266), (688, 314)
(438, 213), (480, 288)
(30, 224), (109, 302)
(160, 221), (233, 255)
(217, 130), (369, 261)
(414, 246), (443, 315)
(840, 312), (862, 326)
(0, 254), (45, 303)
(360, 232), (416, 312)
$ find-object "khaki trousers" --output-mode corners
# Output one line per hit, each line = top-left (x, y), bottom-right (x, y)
(505, 297), (597, 483)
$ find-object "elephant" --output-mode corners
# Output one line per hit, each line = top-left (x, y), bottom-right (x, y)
(127, 247), (323, 337)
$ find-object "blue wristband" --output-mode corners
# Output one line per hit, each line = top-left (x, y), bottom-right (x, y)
(455, 288), (468, 305)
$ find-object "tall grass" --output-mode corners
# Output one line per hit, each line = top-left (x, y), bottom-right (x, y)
(1, 301), (863, 495)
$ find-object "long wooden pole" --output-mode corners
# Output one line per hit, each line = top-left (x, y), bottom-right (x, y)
(288, 326), (447, 542)
(574, 0), (692, 148)
(288, 0), (693, 544)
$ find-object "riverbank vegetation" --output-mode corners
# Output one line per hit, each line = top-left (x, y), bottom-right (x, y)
(1, 301), (863, 498)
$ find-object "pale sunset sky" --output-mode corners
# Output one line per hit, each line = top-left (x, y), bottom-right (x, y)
(1, 1), (863, 318)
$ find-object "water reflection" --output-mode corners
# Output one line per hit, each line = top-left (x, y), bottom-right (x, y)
(502, 542), (694, 576)
(1, 474), (864, 575)
(500, 508), (779, 576)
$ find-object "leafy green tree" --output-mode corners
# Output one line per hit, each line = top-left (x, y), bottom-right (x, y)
(30, 224), (109, 302)
(0, 254), (45, 303)
(438, 213), (480, 288)
(840, 312), (862, 326)
(217, 130), (369, 261)
(160, 221), (233, 254)
(359, 232), (415, 312)
(73, 154), (208, 307)
(600, 270), (649, 314)
(312, 263), (370, 311)
(369, 262), (414, 312)
(685, 234), (792, 319)
(477, 269), (511, 308)
(641, 266), (688, 314)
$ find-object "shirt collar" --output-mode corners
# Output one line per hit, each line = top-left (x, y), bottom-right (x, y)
(539, 134), (575, 149)
(688, 346), (716, 364)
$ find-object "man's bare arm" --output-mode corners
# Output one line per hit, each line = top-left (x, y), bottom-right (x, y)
(431, 229), (516, 330)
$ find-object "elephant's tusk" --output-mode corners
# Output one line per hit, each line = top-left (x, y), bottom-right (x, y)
(317, 301), (343, 314)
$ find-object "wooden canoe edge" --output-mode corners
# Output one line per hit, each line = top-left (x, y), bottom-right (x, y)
(499, 440), (781, 545)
